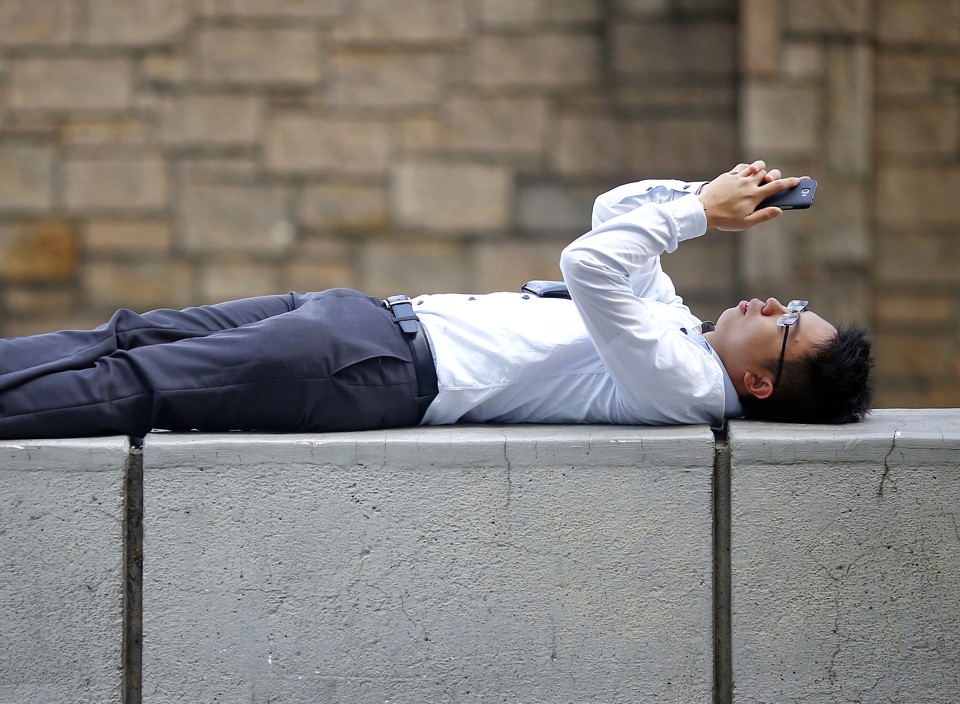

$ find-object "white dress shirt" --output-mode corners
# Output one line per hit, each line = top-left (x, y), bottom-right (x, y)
(415, 178), (743, 426)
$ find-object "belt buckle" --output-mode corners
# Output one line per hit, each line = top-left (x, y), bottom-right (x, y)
(384, 295), (419, 335)
(383, 294), (411, 309)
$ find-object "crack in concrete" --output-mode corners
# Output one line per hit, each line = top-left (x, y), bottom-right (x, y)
(817, 552), (868, 693)
(877, 429), (901, 499)
(948, 510), (960, 546)
(500, 431), (512, 510)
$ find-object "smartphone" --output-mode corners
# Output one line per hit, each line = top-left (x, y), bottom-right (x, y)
(756, 178), (817, 210)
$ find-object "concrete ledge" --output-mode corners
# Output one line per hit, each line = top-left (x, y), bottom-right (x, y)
(141, 425), (716, 703)
(729, 409), (960, 703)
(0, 437), (129, 704)
(2, 411), (957, 703)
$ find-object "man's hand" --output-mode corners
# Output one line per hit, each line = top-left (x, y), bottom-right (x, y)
(698, 160), (801, 231)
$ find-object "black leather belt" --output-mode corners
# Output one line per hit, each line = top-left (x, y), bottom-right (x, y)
(383, 296), (439, 413)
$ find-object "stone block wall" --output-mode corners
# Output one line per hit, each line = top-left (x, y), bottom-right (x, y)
(872, 0), (960, 407)
(0, 0), (956, 407)
(0, 0), (739, 338)
(738, 0), (960, 407)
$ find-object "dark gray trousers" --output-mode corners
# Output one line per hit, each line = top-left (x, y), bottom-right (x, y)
(0, 289), (427, 439)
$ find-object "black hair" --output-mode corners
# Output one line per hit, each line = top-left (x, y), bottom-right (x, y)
(739, 324), (875, 424)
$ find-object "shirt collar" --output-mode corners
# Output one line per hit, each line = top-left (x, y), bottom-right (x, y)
(682, 325), (744, 419)
(717, 360), (744, 418)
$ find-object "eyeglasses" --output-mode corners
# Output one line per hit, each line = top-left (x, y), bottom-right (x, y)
(773, 300), (809, 387)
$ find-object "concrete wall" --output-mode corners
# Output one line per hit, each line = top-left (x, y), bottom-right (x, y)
(729, 409), (960, 703)
(141, 426), (715, 703)
(0, 409), (957, 703)
(0, 437), (130, 704)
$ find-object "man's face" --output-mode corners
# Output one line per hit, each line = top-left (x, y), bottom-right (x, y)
(707, 297), (837, 398)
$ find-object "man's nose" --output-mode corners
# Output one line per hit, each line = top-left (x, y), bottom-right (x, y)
(762, 297), (786, 315)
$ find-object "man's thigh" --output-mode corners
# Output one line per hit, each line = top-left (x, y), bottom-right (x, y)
(146, 289), (421, 432)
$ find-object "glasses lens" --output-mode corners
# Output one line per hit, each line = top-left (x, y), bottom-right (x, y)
(777, 300), (808, 326)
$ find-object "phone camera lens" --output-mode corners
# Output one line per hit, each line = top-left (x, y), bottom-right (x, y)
(800, 188), (810, 196)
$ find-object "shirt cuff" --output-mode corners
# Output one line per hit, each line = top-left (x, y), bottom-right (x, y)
(667, 191), (709, 243)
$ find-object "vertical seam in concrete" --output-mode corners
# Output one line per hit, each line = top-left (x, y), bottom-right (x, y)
(712, 427), (732, 704)
(123, 438), (143, 704)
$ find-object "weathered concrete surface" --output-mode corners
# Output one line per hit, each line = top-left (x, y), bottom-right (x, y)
(141, 425), (715, 703)
(729, 409), (960, 703)
(0, 437), (128, 704)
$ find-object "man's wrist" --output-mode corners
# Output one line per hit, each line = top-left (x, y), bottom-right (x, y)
(696, 184), (712, 229)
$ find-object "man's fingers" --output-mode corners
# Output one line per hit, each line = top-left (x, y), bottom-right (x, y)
(758, 176), (800, 197)
(728, 160), (770, 176)
(743, 206), (783, 227)
(728, 160), (768, 177)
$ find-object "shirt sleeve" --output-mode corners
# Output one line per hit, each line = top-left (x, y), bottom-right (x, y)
(591, 179), (709, 229)
(559, 185), (724, 422)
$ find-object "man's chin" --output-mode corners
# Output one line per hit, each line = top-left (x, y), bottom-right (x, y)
(715, 306), (739, 329)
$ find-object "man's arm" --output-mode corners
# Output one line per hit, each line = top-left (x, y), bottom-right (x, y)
(591, 179), (709, 229)
(560, 187), (715, 420)
(559, 160), (800, 422)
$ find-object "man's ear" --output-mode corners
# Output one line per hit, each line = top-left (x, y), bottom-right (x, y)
(743, 369), (774, 400)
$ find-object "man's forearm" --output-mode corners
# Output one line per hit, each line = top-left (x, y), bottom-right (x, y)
(590, 179), (709, 228)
